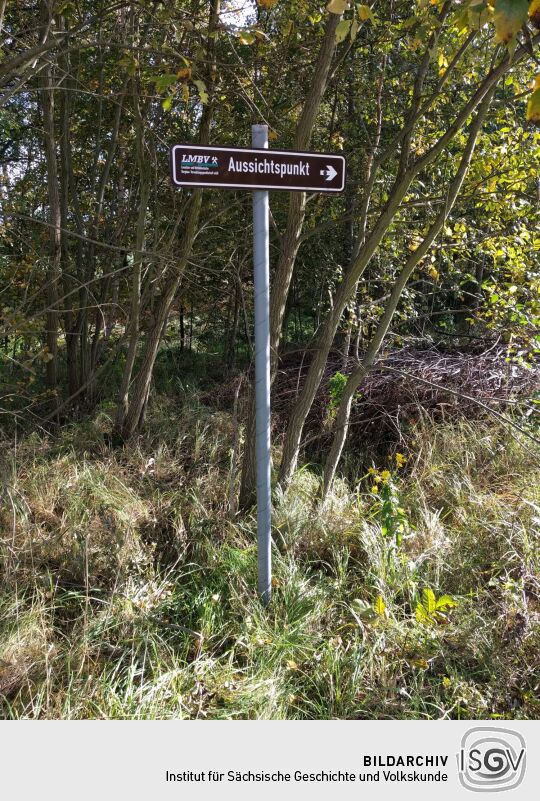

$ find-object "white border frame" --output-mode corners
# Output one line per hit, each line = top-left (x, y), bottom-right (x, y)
(170, 144), (346, 193)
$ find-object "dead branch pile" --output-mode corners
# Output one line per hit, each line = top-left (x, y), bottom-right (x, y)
(271, 345), (540, 447)
(205, 344), (539, 447)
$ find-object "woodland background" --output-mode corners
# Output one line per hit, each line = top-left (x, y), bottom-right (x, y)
(0, 0), (539, 719)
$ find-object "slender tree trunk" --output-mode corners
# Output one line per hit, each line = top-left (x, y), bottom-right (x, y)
(0, 1), (7, 37)
(277, 46), (513, 489)
(179, 306), (185, 351)
(39, 0), (60, 393)
(114, 0), (220, 440)
(321, 90), (494, 498)
(226, 280), (240, 369)
(58, 18), (79, 398)
(119, 194), (202, 439)
(114, 77), (151, 434)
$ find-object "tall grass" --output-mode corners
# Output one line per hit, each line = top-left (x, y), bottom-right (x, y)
(1, 398), (539, 719)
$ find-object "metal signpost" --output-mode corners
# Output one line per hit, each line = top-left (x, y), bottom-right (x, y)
(171, 128), (346, 604)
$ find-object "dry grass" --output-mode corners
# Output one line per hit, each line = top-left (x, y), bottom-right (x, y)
(1, 398), (539, 719)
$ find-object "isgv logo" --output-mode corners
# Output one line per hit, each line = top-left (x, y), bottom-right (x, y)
(457, 727), (526, 793)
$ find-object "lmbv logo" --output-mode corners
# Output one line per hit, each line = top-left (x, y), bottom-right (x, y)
(457, 727), (526, 792)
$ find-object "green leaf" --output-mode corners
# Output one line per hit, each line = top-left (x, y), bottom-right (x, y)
(422, 588), (436, 615)
(435, 594), (457, 611)
(238, 31), (256, 45)
(153, 73), (178, 93)
(467, 0), (492, 31)
(335, 19), (352, 43)
(415, 602), (430, 623)
(357, 4), (375, 22)
(494, 0), (528, 44)
(56, 1), (76, 14)
(193, 79), (209, 104)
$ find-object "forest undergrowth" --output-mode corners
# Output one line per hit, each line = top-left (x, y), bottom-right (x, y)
(1, 385), (539, 720)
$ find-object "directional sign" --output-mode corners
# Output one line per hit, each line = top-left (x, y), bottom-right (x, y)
(170, 144), (346, 193)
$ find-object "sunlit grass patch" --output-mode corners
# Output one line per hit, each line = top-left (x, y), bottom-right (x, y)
(1, 409), (539, 719)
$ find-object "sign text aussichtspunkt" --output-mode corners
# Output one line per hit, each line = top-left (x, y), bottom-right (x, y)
(170, 144), (346, 193)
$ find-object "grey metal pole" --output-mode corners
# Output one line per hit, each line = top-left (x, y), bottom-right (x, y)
(252, 123), (272, 605)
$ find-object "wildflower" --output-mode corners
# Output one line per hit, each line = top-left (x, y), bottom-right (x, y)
(371, 484), (379, 494)
(395, 452), (407, 468)
(380, 469), (391, 482)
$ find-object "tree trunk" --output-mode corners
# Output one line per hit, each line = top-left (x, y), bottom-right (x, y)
(179, 306), (185, 351)
(277, 50), (509, 489)
(39, 0), (60, 393)
(321, 89), (494, 498)
(114, 115), (151, 433)
(114, 0), (219, 439)
(119, 194), (202, 440)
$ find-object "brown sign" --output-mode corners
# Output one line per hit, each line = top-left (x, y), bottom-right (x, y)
(170, 144), (346, 193)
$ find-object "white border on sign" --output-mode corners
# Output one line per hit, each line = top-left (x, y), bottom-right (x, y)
(170, 144), (346, 193)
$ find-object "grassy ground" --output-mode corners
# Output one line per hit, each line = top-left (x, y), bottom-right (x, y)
(1, 394), (539, 719)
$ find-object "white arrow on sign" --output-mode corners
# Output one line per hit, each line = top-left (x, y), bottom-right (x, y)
(320, 165), (338, 182)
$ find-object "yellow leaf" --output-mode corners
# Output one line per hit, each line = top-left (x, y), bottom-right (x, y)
(422, 588), (436, 614)
(526, 87), (540, 125)
(357, 4), (372, 21)
(327, 0), (348, 13)
(374, 595), (386, 617)
(286, 660), (299, 670)
(268, 129), (278, 141)
(177, 67), (191, 80)
(258, 0), (279, 7)
(181, 83), (190, 103)
(193, 79), (208, 104)
(428, 265), (439, 280)
(530, 0), (540, 29)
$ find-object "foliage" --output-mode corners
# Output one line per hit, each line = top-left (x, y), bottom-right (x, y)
(367, 465), (411, 547)
(327, 371), (348, 417)
(1, 0), (540, 722)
